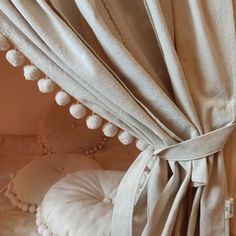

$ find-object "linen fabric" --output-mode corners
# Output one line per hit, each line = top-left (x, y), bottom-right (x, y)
(0, 0), (235, 235)
(38, 170), (124, 236)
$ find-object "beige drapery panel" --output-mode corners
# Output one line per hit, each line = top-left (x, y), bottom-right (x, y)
(0, 0), (236, 235)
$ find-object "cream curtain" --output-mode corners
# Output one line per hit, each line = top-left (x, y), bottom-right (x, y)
(0, 0), (235, 235)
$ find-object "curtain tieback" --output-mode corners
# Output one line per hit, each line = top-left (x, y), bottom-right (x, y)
(111, 122), (236, 236)
(154, 122), (236, 161)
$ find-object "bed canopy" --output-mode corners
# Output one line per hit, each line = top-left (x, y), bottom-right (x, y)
(0, 0), (236, 235)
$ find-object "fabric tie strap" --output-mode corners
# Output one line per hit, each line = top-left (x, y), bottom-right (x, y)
(155, 122), (236, 161)
(111, 122), (236, 236)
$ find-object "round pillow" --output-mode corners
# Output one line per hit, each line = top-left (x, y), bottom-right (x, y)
(36, 170), (124, 236)
(4, 154), (102, 213)
(38, 105), (105, 153)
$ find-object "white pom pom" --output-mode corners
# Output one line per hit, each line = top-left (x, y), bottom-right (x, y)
(86, 114), (102, 129)
(43, 228), (51, 236)
(22, 203), (29, 212)
(102, 122), (118, 137)
(11, 198), (19, 207)
(9, 193), (15, 200)
(36, 217), (42, 226)
(17, 202), (23, 209)
(69, 103), (87, 119)
(29, 204), (37, 213)
(118, 131), (134, 145)
(38, 78), (55, 93)
(23, 65), (40, 81)
(135, 139), (149, 151)
(102, 197), (112, 204)
(38, 225), (46, 234)
(6, 49), (25, 67)
(0, 34), (10, 51)
(55, 91), (70, 106)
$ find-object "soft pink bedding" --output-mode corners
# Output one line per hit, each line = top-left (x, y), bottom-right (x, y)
(0, 135), (41, 236)
(0, 135), (138, 236)
(0, 135), (41, 189)
(0, 194), (39, 236)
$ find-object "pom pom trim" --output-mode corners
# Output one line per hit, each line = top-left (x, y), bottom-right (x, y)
(36, 206), (58, 236)
(69, 103), (87, 119)
(6, 49), (26, 67)
(4, 182), (37, 213)
(118, 130), (134, 145)
(38, 78), (56, 93)
(0, 33), (10, 51)
(86, 114), (103, 130)
(102, 122), (118, 137)
(55, 90), (71, 106)
(23, 64), (41, 81)
(1, 33), (149, 152)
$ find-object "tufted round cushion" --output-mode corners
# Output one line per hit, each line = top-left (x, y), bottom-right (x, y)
(37, 170), (124, 236)
(5, 154), (102, 212)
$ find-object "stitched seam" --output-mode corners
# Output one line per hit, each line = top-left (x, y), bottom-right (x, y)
(100, 0), (129, 50)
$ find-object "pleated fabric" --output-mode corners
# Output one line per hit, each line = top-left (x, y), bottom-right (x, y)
(0, 0), (235, 235)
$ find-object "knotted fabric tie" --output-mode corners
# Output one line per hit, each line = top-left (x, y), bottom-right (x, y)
(111, 122), (236, 236)
(154, 122), (236, 161)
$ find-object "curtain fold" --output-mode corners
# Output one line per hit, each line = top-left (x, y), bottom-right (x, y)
(0, 0), (235, 235)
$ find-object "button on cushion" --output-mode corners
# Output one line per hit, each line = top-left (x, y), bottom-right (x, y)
(38, 170), (124, 236)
